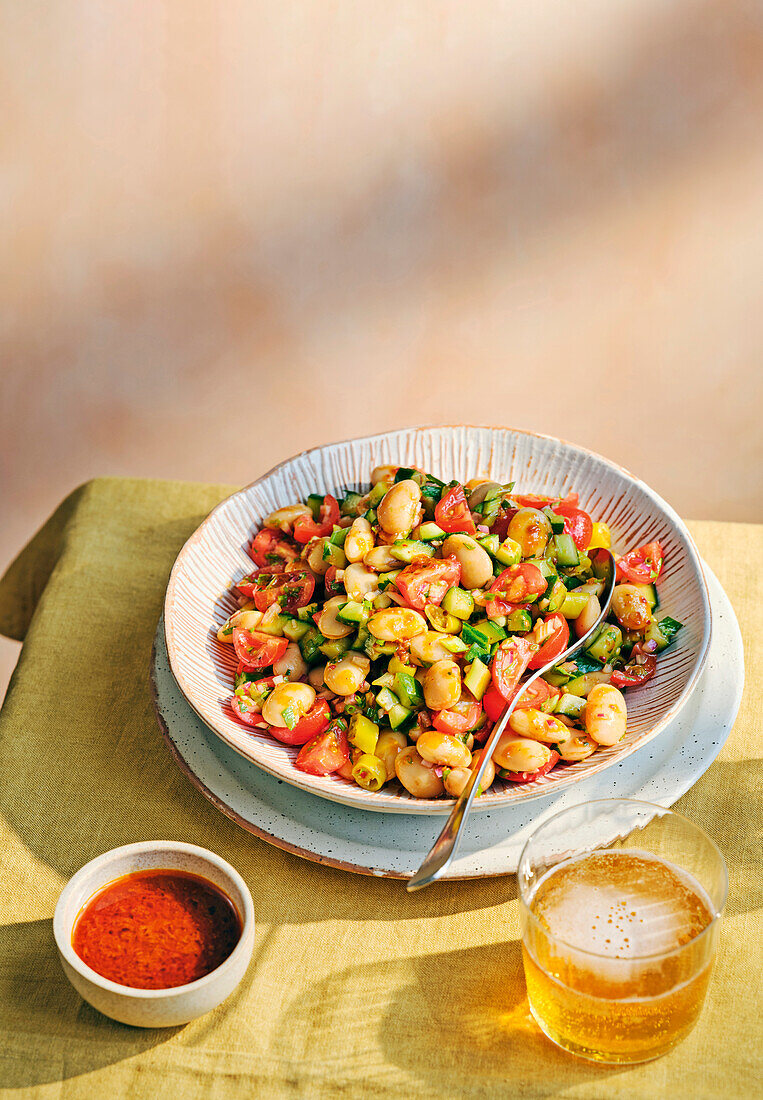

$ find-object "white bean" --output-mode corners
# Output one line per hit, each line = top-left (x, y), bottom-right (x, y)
(263, 504), (312, 533)
(417, 729), (471, 768)
(306, 537), (330, 576)
(444, 754), (496, 797)
(584, 684), (627, 745)
(611, 585), (652, 630)
(343, 563), (380, 603)
(323, 652), (370, 695)
(409, 631), (457, 666)
(318, 596), (355, 639)
(363, 545), (400, 572)
(217, 608), (263, 643)
(376, 730), (408, 780)
(575, 593), (601, 638)
(376, 480), (421, 536)
(508, 708), (570, 744)
(308, 665), (327, 690)
(423, 660), (462, 710)
(507, 508), (552, 558)
(272, 642), (308, 681)
(371, 465), (398, 486)
(261, 682), (316, 727)
(344, 517), (375, 563)
(556, 733), (598, 761)
(492, 733), (553, 773)
(395, 746), (444, 798)
(442, 534), (493, 589)
(368, 607), (427, 641)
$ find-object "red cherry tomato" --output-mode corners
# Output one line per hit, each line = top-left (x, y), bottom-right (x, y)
(235, 565), (284, 598)
(253, 570), (315, 613)
(491, 636), (537, 702)
(292, 495), (341, 544)
(528, 614), (570, 669)
(232, 629), (289, 670)
(295, 718), (350, 774)
(504, 750), (560, 783)
(229, 676), (275, 726)
(509, 677), (560, 710)
(268, 697), (331, 746)
(485, 597), (527, 622)
(616, 541), (664, 584)
(435, 485), (477, 535)
(394, 557), (462, 611)
(489, 564), (547, 604)
(323, 565), (345, 598)
(512, 492), (579, 510)
(482, 684), (507, 722)
(248, 529), (299, 568)
(554, 503), (593, 551)
(432, 701), (483, 735)
(611, 651), (657, 689)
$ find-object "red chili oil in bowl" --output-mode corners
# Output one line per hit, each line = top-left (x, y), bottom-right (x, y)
(71, 869), (242, 989)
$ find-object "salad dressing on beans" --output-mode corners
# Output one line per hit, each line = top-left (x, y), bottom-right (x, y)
(217, 467), (681, 798)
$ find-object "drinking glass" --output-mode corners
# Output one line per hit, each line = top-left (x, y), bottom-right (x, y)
(518, 799), (727, 1064)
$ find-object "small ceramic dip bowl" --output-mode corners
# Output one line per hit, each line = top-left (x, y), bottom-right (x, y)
(53, 841), (255, 1027)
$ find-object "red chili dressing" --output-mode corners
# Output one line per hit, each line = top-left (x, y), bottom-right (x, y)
(72, 869), (241, 989)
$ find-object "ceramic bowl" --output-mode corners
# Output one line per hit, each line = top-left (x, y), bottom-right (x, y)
(164, 425), (712, 815)
(53, 841), (255, 1027)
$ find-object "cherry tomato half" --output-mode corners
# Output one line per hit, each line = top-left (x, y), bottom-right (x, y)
(235, 565), (284, 598)
(232, 629), (289, 670)
(491, 636), (537, 702)
(616, 541), (664, 584)
(512, 492), (579, 510)
(509, 677), (560, 710)
(295, 718), (350, 775)
(432, 701), (483, 735)
(489, 564), (547, 604)
(293, 495), (341, 545)
(554, 503), (593, 551)
(528, 613), (570, 669)
(323, 565), (345, 598)
(611, 652), (657, 689)
(504, 750), (560, 783)
(395, 557), (462, 611)
(253, 570), (316, 613)
(248, 528), (299, 568)
(268, 697), (331, 746)
(435, 485), (477, 535)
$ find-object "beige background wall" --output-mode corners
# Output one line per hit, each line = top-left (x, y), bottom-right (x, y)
(2, 0), (762, 691)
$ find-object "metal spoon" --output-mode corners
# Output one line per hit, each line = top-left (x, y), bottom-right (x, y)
(406, 547), (617, 892)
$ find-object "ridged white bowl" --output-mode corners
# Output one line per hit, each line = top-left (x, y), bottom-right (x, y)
(164, 426), (711, 815)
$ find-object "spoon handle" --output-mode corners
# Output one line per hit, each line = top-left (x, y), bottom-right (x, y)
(406, 548), (616, 892)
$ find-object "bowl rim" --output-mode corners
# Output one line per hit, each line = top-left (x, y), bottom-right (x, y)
(53, 840), (255, 999)
(163, 424), (712, 813)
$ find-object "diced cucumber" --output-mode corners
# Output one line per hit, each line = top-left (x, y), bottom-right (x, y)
(633, 583), (659, 610)
(543, 508), (565, 535)
(336, 600), (367, 624)
(644, 615), (682, 651)
(388, 656), (417, 676)
(477, 533), (500, 555)
(389, 539), (435, 564)
(469, 619), (507, 645)
(299, 627), (325, 665)
(283, 618), (311, 642)
(394, 466), (419, 483)
(554, 532), (579, 567)
(464, 657), (491, 700)
(505, 609), (533, 634)
(388, 702), (413, 730)
(564, 670), (612, 697)
(377, 569), (403, 590)
(352, 619), (371, 652)
(329, 525), (348, 546)
(442, 586), (474, 620)
(561, 590), (591, 619)
(372, 593), (393, 610)
(372, 672), (395, 688)
(306, 493), (323, 520)
(495, 537), (522, 566)
(297, 602), (319, 622)
(320, 637), (353, 660)
(364, 637), (395, 659)
(419, 521), (447, 541)
(544, 668), (571, 688)
(556, 693), (587, 718)
(393, 672), (423, 707)
(258, 608), (289, 636)
(572, 652), (605, 675)
(349, 713), (379, 755)
(441, 635), (468, 654)
(376, 686), (399, 713)
(339, 490), (364, 517)
(322, 542), (347, 568)
(539, 577), (567, 614)
(368, 480), (391, 506)
(585, 623), (622, 664)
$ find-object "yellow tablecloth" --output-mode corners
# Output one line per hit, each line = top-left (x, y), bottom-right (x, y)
(0, 479), (760, 1099)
